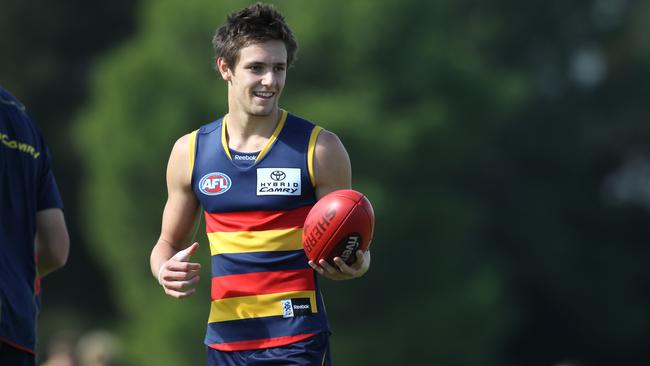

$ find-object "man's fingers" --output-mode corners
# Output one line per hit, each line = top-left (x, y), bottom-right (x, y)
(318, 259), (337, 273)
(159, 260), (200, 285)
(308, 260), (324, 275)
(158, 244), (202, 298)
(310, 254), (370, 281)
(317, 259), (349, 280)
(354, 250), (365, 266)
(172, 242), (200, 262)
(164, 287), (196, 299)
(162, 268), (200, 282)
(163, 275), (200, 291)
(186, 242), (200, 256)
(332, 257), (354, 275)
(333, 251), (366, 274)
(166, 261), (201, 272)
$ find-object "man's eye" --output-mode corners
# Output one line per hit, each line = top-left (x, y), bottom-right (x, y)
(274, 66), (286, 72)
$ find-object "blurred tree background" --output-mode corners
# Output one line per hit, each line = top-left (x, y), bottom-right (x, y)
(2, 0), (650, 365)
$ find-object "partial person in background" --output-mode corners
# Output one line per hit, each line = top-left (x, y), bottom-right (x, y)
(76, 329), (121, 366)
(39, 334), (74, 366)
(150, 3), (370, 365)
(0, 86), (70, 366)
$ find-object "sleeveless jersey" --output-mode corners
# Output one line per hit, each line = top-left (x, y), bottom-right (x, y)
(191, 110), (330, 351)
(0, 87), (63, 354)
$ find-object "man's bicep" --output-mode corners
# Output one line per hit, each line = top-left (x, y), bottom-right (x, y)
(313, 130), (352, 199)
(160, 135), (200, 248)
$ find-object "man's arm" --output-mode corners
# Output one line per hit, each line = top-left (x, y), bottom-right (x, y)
(150, 133), (202, 298)
(309, 130), (371, 280)
(35, 208), (69, 277)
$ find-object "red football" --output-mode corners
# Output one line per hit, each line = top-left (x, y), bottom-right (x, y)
(302, 189), (375, 265)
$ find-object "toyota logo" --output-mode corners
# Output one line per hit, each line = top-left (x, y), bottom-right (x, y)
(270, 171), (286, 181)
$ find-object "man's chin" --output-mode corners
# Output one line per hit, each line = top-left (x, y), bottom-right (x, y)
(250, 112), (273, 117)
(248, 107), (277, 117)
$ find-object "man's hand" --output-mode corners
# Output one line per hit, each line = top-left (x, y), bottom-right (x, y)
(308, 250), (370, 281)
(158, 242), (201, 298)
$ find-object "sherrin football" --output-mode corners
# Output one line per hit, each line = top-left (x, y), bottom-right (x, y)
(302, 189), (375, 265)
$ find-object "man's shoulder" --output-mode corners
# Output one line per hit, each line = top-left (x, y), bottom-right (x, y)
(284, 111), (318, 136)
(286, 111), (315, 126)
(0, 88), (43, 148)
(196, 117), (224, 136)
(0, 87), (27, 113)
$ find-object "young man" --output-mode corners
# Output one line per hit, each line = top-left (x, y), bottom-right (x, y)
(149, 3), (370, 365)
(0, 87), (70, 366)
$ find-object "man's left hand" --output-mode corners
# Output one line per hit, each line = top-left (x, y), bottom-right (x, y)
(308, 250), (370, 280)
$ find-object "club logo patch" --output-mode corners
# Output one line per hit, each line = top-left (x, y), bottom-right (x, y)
(281, 299), (294, 318)
(257, 168), (301, 196)
(198, 172), (232, 195)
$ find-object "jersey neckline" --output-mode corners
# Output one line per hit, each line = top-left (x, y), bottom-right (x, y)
(220, 110), (288, 169)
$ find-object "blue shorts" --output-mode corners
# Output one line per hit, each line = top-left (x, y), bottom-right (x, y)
(206, 332), (330, 366)
(0, 341), (35, 366)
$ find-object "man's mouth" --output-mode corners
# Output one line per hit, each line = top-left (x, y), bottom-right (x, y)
(253, 91), (275, 99)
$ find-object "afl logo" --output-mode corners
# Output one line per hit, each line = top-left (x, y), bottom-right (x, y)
(270, 170), (286, 181)
(199, 172), (232, 195)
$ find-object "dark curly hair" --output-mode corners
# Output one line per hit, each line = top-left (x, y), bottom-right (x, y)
(212, 3), (298, 69)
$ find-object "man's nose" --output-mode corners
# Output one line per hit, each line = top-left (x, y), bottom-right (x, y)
(261, 70), (275, 86)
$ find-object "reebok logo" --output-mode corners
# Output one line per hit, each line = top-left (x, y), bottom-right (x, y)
(280, 298), (312, 318)
(233, 154), (256, 161)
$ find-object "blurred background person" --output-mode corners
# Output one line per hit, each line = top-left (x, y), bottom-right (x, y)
(39, 333), (75, 366)
(76, 330), (121, 366)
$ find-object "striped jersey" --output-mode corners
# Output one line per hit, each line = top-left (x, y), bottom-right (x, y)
(190, 110), (330, 351)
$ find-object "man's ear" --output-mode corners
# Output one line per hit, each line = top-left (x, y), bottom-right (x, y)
(216, 57), (232, 81)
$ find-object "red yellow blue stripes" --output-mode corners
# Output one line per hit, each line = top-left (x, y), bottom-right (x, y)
(205, 206), (311, 255)
(211, 268), (315, 300)
(210, 251), (309, 277)
(209, 290), (317, 322)
(205, 310), (326, 350)
(206, 204), (320, 350)
(205, 206), (311, 233)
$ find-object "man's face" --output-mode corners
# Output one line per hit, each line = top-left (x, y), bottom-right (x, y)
(219, 40), (287, 117)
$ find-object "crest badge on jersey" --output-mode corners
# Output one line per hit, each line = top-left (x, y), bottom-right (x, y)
(256, 168), (301, 196)
(199, 172), (232, 195)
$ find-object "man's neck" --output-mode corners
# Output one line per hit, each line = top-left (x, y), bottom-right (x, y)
(224, 109), (282, 153)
